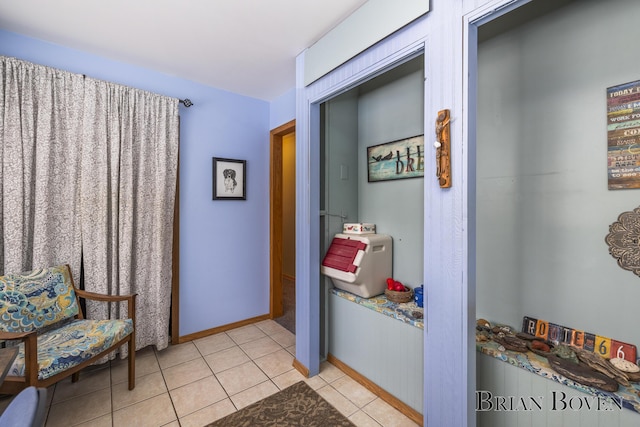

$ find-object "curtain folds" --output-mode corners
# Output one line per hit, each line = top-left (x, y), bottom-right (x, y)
(82, 78), (179, 352)
(0, 56), (179, 353)
(0, 57), (84, 278)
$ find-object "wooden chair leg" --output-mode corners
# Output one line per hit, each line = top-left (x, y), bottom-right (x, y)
(128, 338), (135, 390)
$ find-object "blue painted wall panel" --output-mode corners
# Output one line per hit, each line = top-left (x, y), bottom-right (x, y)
(329, 294), (424, 412)
(269, 87), (295, 129)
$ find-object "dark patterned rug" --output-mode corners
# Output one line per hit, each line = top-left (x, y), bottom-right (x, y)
(205, 381), (355, 426)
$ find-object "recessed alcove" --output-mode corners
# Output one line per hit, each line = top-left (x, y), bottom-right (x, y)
(475, 0), (640, 425)
(319, 54), (425, 420)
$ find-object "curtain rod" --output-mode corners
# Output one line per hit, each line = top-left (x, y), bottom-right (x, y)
(79, 73), (194, 108)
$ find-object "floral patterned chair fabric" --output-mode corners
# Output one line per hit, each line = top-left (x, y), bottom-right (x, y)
(0, 265), (79, 333)
(0, 265), (136, 394)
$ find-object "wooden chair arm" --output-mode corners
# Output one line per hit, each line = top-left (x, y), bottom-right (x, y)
(0, 330), (38, 385)
(0, 330), (37, 341)
(74, 289), (137, 304)
(74, 289), (137, 324)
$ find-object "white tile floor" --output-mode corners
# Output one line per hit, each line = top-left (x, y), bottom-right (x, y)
(0, 319), (419, 427)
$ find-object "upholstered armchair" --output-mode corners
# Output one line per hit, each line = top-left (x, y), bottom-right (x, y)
(0, 265), (136, 394)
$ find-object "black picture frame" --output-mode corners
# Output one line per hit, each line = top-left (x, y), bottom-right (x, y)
(212, 157), (246, 200)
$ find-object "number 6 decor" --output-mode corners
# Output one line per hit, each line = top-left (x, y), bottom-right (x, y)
(521, 316), (637, 363)
(605, 206), (640, 277)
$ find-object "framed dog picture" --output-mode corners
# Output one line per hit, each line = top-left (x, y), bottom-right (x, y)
(212, 157), (246, 200)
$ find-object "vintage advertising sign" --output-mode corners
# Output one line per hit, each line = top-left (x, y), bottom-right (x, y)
(607, 79), (640, 189)
(522, 316), (637, 363)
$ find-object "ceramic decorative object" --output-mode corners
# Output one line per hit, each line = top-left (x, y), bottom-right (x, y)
(414, 285), (424, 307)
(342, 223), (376, 234)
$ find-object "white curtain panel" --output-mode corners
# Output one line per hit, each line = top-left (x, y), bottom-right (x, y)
(82, 78), (179, 353)
(0, 57), (179, 353)
(0, 57), (83, 277)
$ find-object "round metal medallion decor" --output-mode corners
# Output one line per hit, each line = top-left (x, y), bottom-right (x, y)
(605, 206), (640, 277)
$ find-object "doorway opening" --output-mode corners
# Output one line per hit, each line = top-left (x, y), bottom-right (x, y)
(318, 55), (425, 398)
(468, 0), (636, 425)
(270, 119), (296, 334)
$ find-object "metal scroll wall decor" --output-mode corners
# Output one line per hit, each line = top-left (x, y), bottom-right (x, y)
(605, 206), (640, 277)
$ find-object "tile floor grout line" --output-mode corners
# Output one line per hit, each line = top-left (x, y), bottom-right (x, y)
(154, 346), (183, 425)
(198, 330), (290, 412)
(242, 341), (291, 384)
(159, 343), (246, 424)
(26, 320), (418, 426)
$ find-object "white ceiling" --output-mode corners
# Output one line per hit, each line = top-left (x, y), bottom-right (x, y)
(0, 0), (368, 101)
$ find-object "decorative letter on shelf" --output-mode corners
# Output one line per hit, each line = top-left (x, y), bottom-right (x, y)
(435, 109), (451, 188)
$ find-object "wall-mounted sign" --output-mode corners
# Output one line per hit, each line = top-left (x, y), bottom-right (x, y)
(522, 316), (637, 363)
(367, 135), (424, 182)
(607, 79), (640, 190)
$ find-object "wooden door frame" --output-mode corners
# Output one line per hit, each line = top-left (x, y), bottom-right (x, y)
(270, 119), (296, 318)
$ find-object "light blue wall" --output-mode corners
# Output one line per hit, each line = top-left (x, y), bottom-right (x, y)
(321, 57), (424, 287)
(270, 87), (296, 129)
(329, 294), (424, 413)
(476, 0), (640, 353)
(323, 91), (360, 240)
(0, 30), (272, 336)
(475, 2), (640, 424)
(357, 58), (424, 287)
